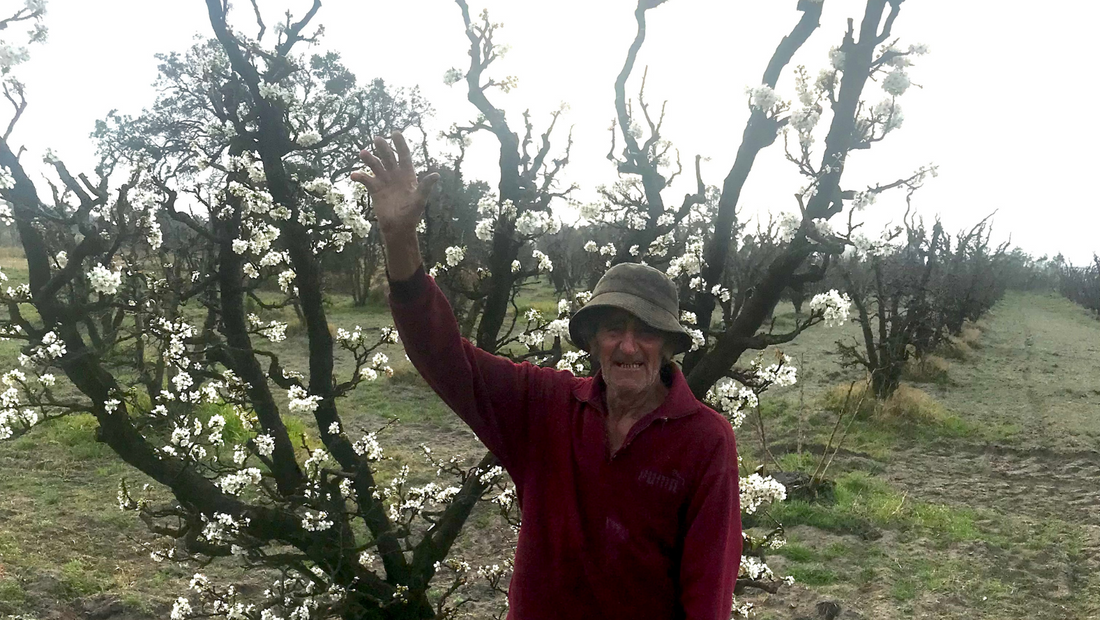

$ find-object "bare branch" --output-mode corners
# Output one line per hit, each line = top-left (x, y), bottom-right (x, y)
(249, 0), (266, 41)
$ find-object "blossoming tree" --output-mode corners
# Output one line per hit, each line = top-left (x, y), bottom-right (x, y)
(0, 0), (937, 618)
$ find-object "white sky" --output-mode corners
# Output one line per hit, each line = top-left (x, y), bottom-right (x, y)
(13, 0), (1100, 263)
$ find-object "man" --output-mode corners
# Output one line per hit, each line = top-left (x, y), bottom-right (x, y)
(352, 132), (741, 620)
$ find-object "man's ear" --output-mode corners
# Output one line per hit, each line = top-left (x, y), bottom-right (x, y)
(661, 339), (676, 363)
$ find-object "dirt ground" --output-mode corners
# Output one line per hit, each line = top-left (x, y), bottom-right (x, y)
(739, 292), (1100, 619)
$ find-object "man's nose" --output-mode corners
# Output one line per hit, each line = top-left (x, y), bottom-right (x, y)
(619, 329), (638, 354)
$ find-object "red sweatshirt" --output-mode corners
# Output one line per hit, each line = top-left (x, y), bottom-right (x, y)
(389, 268), (742, 620)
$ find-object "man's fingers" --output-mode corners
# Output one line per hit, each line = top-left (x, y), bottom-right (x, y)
(350, 169), (380, 193)
(392, 131), (412, 171)
(359, 147), (388, 179)
(374, 135), (399, 171)
(415, 172), (440, 202)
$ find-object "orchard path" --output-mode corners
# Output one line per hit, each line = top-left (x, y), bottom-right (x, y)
(885, 292), (1100, 618)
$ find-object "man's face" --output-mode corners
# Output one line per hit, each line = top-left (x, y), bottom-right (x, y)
(593, 308), (669, 396)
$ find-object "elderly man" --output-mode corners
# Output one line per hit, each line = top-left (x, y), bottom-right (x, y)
(352, 132), (741, 620)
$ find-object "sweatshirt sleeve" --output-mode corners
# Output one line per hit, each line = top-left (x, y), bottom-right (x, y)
(679, 424), (742, 620)
(388, 267), (573, 480)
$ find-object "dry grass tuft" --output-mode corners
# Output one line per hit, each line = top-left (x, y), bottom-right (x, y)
(958, 322), (983, 348)
(904, 354), (951, 383)
(880, 384), (948, 424)
(940, 336), (974, 360)
(388, 361), (428, 387)
(940, 320), (984, 360)
(822, 381), (876, 418)
(822, 381), (948, 426)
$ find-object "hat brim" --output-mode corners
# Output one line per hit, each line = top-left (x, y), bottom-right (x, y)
(568, 291), (693, 355)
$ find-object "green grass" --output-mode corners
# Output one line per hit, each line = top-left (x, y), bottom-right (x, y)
(786, 564), (838, 586)
(766, 471), (980, 544)
(0, 578), (28, 614)
(58, 559), (109, 597)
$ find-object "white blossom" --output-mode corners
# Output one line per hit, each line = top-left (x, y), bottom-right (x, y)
(882, 69), (911, 96)
(790, 106), (820, 136)
(515, 210), (558, 236)
(171, 597), (192, 620)
(545, 319), (570, 345)
(216, 468), (263, 495)
(828, 46), (846, 71)
(444, 246), (466, 267)
(756, 355), (798, 387)
(88, 264), (122, 295)
(287, 386), (321, 414)
(687, 328), (705, 352)
(352, 433), (383, 461)
(739, 555), (776, 581)
(258, 81), (293, 104)
(259, 321), (288, 342)
(667, 239), (704, 279)
(278, 270), (297, 293)
(297, 131), (322, 147)
(555, 350), (588, 374)
(873, 99), (904, 132)
(705, 377), (758, 429)
(443, 66), (465, 85)
(254, 433), (275, 457)
(301, 510), (333, 531)
(747, 84), (779, 111)
(532, 250), (553, 272)
(475, 218), (495, 241)
(809, 289), (852, 327)
(740, 473), (787, 515)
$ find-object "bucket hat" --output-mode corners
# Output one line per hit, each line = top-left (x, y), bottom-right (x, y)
(568, 262), (692, 355)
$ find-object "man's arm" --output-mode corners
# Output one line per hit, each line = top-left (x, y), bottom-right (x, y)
(352, 132), (571, 477)
(679, 427), (742, 619)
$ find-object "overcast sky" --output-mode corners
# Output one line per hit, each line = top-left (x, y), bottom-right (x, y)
(12, 0), (1099, 263)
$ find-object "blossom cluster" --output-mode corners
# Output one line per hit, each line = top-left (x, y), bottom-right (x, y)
(740, 472), (787, 515)
(808, 289), (852, 327)
(87, 264), (122, 295)
(705, 377), (758, 429)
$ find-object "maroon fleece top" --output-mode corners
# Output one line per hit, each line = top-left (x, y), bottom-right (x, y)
(389, 268), (742, 620)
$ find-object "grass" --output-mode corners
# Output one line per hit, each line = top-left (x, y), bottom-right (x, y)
(766, 468), (1090, 614)
(768, 471), (979, 543)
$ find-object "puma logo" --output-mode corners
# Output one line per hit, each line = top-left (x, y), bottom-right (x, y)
(638, 469), (684, 494)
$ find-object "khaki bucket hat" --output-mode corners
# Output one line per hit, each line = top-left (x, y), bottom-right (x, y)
(568, 262), (692, 355)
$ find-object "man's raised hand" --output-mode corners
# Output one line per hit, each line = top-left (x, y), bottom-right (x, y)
(350, 131), (439, 237)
